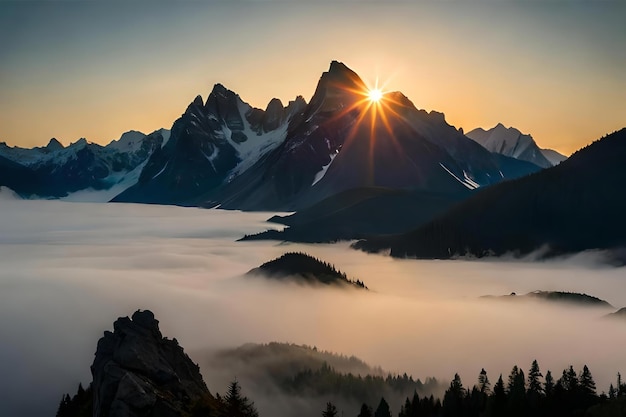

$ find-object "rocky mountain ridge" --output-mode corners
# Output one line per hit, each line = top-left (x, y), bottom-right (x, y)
(466, 123), (566, 168)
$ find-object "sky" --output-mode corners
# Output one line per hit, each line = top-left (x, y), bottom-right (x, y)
(1, 1), (624, 155)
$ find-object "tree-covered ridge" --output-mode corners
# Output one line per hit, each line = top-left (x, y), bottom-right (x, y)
(481, 290), (613, 308)
(205, 342), (444, 409)
(285, 362), (442, 407)
(210, 342), (376, 379)
(247, 252), (368, 289)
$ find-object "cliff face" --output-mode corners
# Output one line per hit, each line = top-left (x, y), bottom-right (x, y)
(91, 310), (210, 417)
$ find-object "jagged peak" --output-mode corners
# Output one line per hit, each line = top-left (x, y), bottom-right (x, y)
(192, 94), (204, 107)
(292, 95), (307, 104)
(492, 122), (524, 136)
(46, 137), (64, 150)
(70, 138), (88, 147)
(265, 97), (284, 112)
(328, 60), (351, 74)
(323, 60), (363, 84)
(211, 83), (228, 94)
(183, 95), (205, 115)
(428, 110), (447, 123)
(208, 83), (241, 101)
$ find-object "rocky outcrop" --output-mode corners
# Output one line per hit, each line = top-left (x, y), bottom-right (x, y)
(91, 310), (211, 417)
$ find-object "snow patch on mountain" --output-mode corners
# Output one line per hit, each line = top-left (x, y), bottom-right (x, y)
(225, 100), (289, 176)
(440, 163), (478, 190)
(312, 150), (339, 186)
(152, 161), (169, 180)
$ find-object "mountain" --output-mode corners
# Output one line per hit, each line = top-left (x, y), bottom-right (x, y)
(0, 130), (167, 198)
(113, 61), (539, 210)
(466, 123), (565, 168)
(241, 187), (469, 243)
(3, 61), (544, 207)
(212, 62), (530, 210)
(354, 128), (626, 260)
(246, 252), (368, 289)
(112, 86), (305, 206)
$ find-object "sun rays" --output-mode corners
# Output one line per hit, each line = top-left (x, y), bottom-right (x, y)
(315, 74), (411, 184)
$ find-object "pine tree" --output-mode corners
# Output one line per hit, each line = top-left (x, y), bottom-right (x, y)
(560, 366), (579, 393)
(322, 401), (338, 417)
(222, 380), (259, 417)
(442, 373), (465, 417)
(489, 375), (507, 417)
(579, 365), (597, 396)
(478, 368), (491, 394)
(374, 397), (392, 417)
(544, 370), (555, 397)
(609, 383), (616, 399)
(507, 366), (526, 417)
(527, 360), (543, 395)
(357, 403), (373, 417)
(398, 399), (409, 417)
(55, 394), (71, 417)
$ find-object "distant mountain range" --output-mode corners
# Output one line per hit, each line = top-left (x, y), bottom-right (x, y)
(466, 123), (567, 168)
(1, 61), (550, 211)
(355, 128), (626, 260)
(0, 129), (169, 198)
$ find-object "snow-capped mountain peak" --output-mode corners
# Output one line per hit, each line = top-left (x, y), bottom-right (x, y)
(466, 123), (560, 168)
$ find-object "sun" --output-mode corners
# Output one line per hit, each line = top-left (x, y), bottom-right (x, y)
(368, 88), (383, 102)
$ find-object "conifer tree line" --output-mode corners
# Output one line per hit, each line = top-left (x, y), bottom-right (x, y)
(320, 361), (626, 417)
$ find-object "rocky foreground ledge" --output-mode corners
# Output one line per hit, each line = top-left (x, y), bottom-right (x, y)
(91, 310), (211, 417)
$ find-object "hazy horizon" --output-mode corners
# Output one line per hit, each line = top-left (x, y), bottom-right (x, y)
(2, 1), (625, 154)
(1, 199), (625, 416)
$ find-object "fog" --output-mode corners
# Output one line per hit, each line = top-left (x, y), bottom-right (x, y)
(1, 199), (625, 416)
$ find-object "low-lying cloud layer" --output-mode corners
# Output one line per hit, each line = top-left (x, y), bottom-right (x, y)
(1, 200), (625, 416)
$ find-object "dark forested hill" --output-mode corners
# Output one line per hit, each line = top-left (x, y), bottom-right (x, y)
(355, 128), (626, 260)
(246, 252), (367, 289)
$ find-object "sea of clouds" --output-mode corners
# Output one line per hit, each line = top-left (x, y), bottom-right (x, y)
(1, 198), (625, 416)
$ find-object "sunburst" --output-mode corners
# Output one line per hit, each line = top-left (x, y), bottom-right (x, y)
(316, 73), (407, 183)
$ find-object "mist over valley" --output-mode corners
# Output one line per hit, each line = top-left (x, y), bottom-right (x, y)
(1, 199), (625, 416)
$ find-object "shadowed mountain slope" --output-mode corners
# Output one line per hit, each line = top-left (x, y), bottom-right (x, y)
(355, 128), (626, 260)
